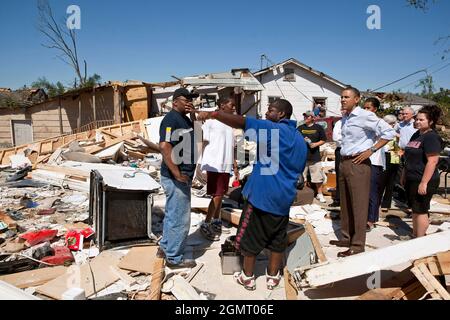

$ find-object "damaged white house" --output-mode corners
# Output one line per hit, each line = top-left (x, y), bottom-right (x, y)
(253, 58), (349, 121)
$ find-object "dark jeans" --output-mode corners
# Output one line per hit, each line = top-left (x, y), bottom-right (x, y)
(368, 165), (384, 223)
(333, 147), (341, 203)
(380, 153), (400, 209)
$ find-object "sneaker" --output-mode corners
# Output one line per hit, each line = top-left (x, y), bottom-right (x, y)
(165, 259), (197, 269)
(200, 222), (220, 241)
(316, 193), (326, 203)
(234, 271), (256, 291)
(266, 270), (282, 290)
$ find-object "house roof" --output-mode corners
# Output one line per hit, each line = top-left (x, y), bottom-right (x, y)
(253, 58), (348, 89)
(182, 68), (264, 91)
(0, 88), (48, 109)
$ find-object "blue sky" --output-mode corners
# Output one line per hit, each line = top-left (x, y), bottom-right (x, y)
(1, 0), (449, 92)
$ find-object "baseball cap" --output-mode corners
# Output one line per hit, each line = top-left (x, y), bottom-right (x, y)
(303, 111), (314, 117)
(173, 88), (199, 100)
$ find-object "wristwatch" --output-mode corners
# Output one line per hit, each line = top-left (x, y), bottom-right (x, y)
(370, 146), (378, 153)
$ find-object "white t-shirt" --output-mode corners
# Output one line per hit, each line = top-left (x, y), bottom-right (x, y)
(201, 119), (234, 173)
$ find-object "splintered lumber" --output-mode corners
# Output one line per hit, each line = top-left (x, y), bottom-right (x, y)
(392, 280), (427, 300)
(137, 135), (160, 153)
(86, 134), (135, 154)
(118, 246), (157, 274)
(284, 267), (298, 300)
(99, 120), (147, 139)
(147, 253), (165, 300)
(0, 131), (93, 166)
(411, 263), (450, 300)
(36, 251), (122, 300)
(0, 266), (67, 289)
(296, 230), (450, 288)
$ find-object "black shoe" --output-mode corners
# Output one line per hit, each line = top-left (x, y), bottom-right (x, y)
(337, 249), (364, 258)
(165, 259), (197, 269)
(329, 240), (350, 247)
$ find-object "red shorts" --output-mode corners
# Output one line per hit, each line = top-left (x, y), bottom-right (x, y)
(206, 172), (230, 197)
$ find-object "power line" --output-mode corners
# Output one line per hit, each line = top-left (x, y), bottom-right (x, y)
(370, 57), (450, 92)
(370, 69), (428, 92)
(396, 61), (450, 91)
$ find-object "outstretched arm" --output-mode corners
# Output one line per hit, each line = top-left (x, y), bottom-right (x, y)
(197, 111), (246, 129)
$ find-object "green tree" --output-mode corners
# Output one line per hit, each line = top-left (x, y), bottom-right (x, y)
(415, 75), (435, 98)
(31, 77), (66, 98)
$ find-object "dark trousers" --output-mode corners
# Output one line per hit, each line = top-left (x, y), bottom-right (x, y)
(380, 153), (400, 209)
(333, 147), (341, 203)
(368, 165), (384, 223)
(339, 158), (371, 251)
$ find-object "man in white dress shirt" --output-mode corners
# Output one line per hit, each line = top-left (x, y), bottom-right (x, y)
(330, 87), (395, 257)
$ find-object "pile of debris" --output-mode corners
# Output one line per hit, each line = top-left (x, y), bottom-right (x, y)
(0, 119), (168, 300)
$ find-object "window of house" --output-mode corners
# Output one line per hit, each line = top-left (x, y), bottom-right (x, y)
(312, 97), (327, 118)
(283, 68), (295, 82)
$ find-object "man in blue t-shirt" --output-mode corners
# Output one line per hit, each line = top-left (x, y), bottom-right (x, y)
(197, 99), (307, 291)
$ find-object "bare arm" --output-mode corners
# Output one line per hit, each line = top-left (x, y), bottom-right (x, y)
(159, 142), (189, 183)
(197, 111), (246, 129)
(418, 154), (440, 195)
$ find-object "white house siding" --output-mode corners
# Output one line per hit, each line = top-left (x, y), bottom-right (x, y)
(256, 63), (345, 121)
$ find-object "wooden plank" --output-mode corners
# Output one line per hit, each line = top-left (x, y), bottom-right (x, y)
(411, 263), (448, 300)
(437, 251), (450, 275)
(0, 266), (67, 289)
(358, 287), (402, 300)
(118, 246), (157, 274)
(147, 253), (165, 300)
(87, 134), (134, 154)
(220, 208), (242, 227)
(417, 263), (450, 300)
(297, 230), (450, 288)
(0, 211), (17, 229)
(36, 251), (122, 300)
(393, 280), (427, 300)
(126, 150), (146, 160)
(304, 222), (327, 263)
(283, 267), (298, 300)
(35, 164), (90, 178)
